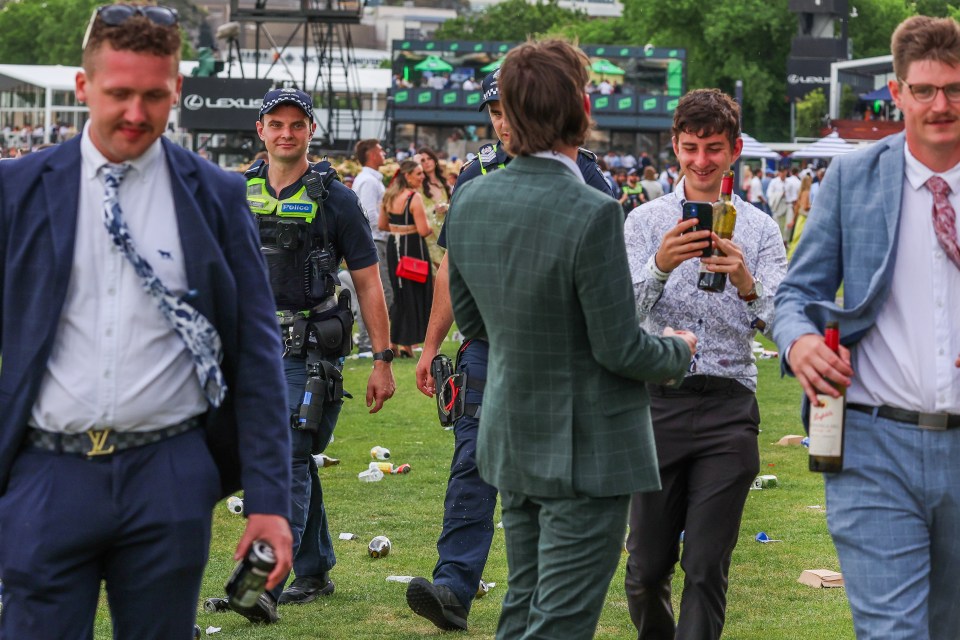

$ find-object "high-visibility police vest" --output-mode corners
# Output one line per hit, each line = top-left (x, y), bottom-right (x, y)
(245, 160), (337, 310)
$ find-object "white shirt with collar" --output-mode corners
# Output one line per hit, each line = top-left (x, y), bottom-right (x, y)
(847, 144), (960, 414)
(531, 150), (585, 183)
(30, 124), (207, 434)
(352, 165), (387, 242)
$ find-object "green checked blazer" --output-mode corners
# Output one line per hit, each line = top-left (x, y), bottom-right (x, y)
(446, 155), (690, 498)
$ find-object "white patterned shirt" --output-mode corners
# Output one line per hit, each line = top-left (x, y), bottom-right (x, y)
(624, 177), (787, 391)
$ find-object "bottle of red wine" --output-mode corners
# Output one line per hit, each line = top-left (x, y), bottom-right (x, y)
(808, 321), (845, 473)
(697, 170), (736, 293)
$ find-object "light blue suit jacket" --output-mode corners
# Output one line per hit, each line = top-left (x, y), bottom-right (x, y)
(774, 132), (905, 367)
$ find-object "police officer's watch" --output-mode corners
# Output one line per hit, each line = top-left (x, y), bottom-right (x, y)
(372, 349), (394, 363)
(738, 280), (762, 302)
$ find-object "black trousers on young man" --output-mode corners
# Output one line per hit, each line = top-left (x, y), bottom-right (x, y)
(624, 376), (760, 640)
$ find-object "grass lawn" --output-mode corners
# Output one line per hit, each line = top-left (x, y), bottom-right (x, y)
(93, 335), (854, 639)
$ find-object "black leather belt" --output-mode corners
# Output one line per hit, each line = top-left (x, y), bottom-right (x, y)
(848, 403), (960, 431)
(26, 417), (201, 457)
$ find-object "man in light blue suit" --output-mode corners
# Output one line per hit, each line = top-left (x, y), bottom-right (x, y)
(775, 15), (960, 640)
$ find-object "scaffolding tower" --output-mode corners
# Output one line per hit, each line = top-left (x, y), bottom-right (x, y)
(229, 0), (364, 152)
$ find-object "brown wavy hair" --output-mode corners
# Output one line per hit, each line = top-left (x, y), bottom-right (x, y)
(892, 16), (960, 81)
(671, 89), (740, 149)
(82, 3), (181, 74)
(417, 146), (450, 201)
(498, 39), (591, 156)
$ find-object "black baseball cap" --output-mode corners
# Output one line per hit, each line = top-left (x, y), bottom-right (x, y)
(478, 69), (500, 111)
(259, 88), (314, 121)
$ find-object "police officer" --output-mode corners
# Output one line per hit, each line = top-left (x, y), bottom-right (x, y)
(406, 70), (612, 632)
(232, 88), (396, 623)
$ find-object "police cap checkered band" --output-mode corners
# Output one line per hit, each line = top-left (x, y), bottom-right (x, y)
(478, 68), (500, 112)
(259, 88), (315, 121)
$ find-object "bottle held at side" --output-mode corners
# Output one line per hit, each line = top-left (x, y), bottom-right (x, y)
(808, 321), (846, 473)
(698, 170), (737, 293)
(225, 540), (276, 609)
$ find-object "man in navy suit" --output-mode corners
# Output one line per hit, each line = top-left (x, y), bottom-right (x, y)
(0, 6), (292, 638)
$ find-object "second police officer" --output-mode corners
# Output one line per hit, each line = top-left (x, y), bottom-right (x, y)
(407, 69), (613, 632)
(232, 88), (396, 623)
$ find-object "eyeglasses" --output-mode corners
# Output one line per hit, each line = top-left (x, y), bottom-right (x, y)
(899, 78), (960, 103)
(82, 5), (179, 50)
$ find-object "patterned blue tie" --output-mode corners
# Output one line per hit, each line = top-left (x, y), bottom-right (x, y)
(100, 163), (227, 407)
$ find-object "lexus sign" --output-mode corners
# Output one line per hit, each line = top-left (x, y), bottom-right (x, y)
(180, 77), (273, 131)
(786, 58), (834, 101)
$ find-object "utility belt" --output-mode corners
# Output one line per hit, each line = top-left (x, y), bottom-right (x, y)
(279, 289), (354, 360)
(431, 340), (485, 427)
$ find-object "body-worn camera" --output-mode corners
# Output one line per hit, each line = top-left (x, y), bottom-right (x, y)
(276, 219), (303, 250)
(306, 248), (337, 301)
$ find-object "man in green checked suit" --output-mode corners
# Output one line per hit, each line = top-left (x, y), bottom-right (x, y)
(445, 39), (697, 639)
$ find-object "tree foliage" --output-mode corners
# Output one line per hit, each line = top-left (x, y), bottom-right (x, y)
(435, 0), (584, 42)
(848, 0), (913, 58)
(561, 0), (797, 139)
(0, 0), (203, 66)
(796, 88), (827, 138)
(0, 0), (101, 66)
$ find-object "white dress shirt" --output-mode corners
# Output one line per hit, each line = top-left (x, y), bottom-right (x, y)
(353, 165), (387, 242)
(784, 175), (801, 203)
(30, 125), (207, 433)
(531, 150), (585, 183)
(847, 144), (960, 414)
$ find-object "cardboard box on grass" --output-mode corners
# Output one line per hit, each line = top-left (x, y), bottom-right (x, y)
(798, 569), (844, 588)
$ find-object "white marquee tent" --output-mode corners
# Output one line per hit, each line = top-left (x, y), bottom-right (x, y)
(791, 131), (858, 159)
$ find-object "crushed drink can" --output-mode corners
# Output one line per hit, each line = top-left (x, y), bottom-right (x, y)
(224, 540), (276, 609)
(752, 474), (779, 489)
(368, 535), (391, 558)
(203, 597), (230, 613)
(226, 496), (244, 515)
(370, 446), (391, 460)
(475, 580), (490, 599)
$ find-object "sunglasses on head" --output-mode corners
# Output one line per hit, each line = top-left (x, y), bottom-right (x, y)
(82, 4), (179, 50)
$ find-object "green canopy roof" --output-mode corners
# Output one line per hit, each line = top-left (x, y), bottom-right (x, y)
(591, 58), (625, 76)
(414, 55), (454, 72)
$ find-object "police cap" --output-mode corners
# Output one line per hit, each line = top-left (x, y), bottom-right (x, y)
(260, 88), (315, 122)
(478, 69), (500, 112)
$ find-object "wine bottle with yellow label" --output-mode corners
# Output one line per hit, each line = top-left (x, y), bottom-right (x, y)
(808, 321), (845, 473)
(697, 170), (737, 293)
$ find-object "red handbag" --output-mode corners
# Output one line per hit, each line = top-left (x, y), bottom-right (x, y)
(393, 192), (430, 283)
(396, 256), (429, 283)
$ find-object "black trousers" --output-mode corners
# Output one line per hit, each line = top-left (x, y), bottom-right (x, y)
(624, 376), (760, 640)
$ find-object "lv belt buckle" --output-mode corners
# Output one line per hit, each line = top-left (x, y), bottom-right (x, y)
(86, 428), (116, 457)
(918, 413), (948, 431)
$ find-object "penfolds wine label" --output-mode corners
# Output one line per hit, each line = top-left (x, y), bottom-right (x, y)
(808, 322), (845, 473)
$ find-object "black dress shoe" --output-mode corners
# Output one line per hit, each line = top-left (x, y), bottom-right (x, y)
(278, 574), (335, 605)
(406, 577), (468, 631)
(228, 592), (279, 624)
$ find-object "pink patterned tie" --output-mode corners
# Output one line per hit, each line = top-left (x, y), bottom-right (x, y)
(926, 176), (960, 270)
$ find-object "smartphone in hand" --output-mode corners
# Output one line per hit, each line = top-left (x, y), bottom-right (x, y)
(681, 201), (714, 257)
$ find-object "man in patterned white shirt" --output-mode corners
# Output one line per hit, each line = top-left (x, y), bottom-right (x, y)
(622, 88), (787, 640)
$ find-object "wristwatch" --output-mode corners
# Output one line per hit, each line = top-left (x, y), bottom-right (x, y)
(738, 280), (763, 302)
(372, 349), (395, 363)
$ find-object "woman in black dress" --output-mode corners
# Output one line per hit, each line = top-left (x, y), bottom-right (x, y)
(378, 159), (434, 357)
